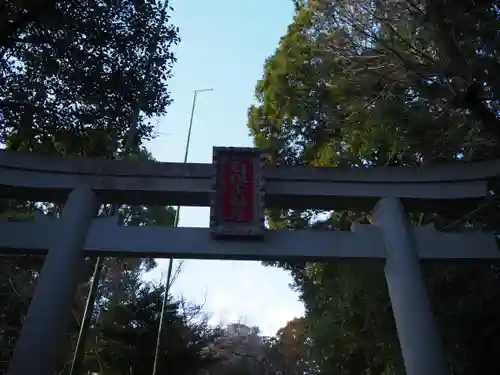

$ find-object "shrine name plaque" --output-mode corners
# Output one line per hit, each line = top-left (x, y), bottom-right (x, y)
(210, 147), (265, 240)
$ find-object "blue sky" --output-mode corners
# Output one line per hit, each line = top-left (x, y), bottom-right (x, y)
(144, 0), (305, 336)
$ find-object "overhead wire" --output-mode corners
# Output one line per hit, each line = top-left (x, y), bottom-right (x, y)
(69, 1), (173, 373)
(152, 3), (192, 373)
(440, 191), (500, 232)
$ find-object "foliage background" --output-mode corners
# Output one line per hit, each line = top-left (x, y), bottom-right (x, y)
(248, 0), (500, 374)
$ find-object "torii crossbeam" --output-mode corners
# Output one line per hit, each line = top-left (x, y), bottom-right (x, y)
(2, 147), (500, 375)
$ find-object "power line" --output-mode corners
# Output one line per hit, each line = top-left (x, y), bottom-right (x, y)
(69, 1), (173, 374)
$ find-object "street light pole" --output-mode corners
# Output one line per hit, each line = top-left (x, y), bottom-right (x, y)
(151, 88), (213, 375)
(182, 88), (213, 164)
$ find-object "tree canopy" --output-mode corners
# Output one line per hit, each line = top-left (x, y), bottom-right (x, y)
(1, 0), (179, 156)
(248, 0), (500, 374)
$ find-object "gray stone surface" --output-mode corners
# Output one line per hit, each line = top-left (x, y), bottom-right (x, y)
(0, 150), (491, 211)
(373, 198), (449, 375)
(8, 187), (98, 375)
(1, 216), (498, 260)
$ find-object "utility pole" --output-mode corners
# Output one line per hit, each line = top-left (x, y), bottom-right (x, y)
(151, 87), (213, 375)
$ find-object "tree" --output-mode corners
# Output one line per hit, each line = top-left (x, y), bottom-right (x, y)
(81, 282), (218, 375)
(0, 0), (179, 156)
(201, 323), (266, 375)
(248, 1), (500, 374)
(0, 0), (58, 48)
(273, 318), (313, 373)
(260, 318), (315, 375)
(0, 1), (182, 372)
(0, 196), (180, 373)
(200, 322), (314, 375)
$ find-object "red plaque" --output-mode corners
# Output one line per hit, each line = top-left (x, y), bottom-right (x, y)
(221, 158), (254, 223)
(210, 147), (264, 239)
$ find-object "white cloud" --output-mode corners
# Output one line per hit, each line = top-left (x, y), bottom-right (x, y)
(145, 259), (305, 337)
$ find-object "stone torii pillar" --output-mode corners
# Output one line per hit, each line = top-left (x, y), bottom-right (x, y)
(373, 198), (449, 375)
(8, 187), (98, 375)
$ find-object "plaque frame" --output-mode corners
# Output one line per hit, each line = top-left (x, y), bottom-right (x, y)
(209, 147), (265, 239)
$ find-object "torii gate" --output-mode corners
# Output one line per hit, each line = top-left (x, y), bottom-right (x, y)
(1, 147), (500, 375)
